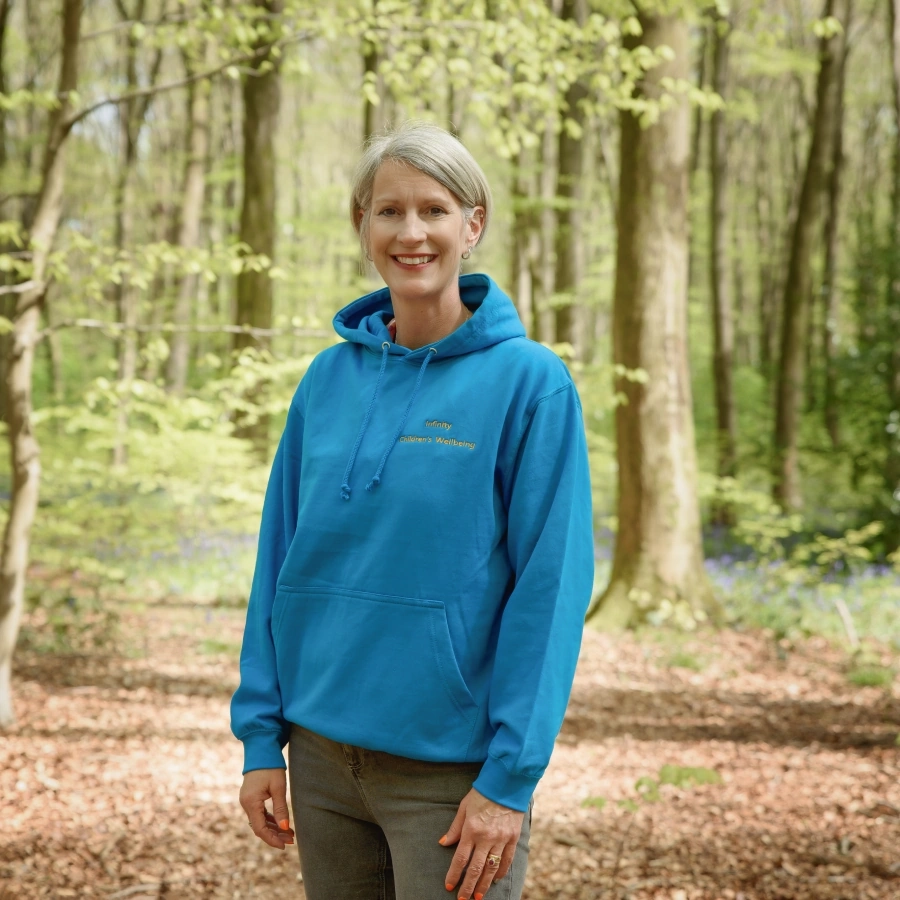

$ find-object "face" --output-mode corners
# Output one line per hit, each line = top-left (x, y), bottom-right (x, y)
(363, 160), (484, 306)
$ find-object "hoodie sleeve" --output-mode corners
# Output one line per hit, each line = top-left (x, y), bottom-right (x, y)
(230, 398), (304, 773)
(472, 382), (593, 811)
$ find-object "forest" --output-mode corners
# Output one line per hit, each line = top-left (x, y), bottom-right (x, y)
(1, 0), (900, 898)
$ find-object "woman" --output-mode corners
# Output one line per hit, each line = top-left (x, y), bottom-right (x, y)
(231, 122), (593, 900)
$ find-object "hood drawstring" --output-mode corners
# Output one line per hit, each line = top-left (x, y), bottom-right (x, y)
(341, 341), (390, 500)
(366, 347), (438, 493)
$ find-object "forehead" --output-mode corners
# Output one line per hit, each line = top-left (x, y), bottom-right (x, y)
(371, 159), (455, 203)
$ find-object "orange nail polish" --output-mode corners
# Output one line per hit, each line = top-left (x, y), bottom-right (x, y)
(475, 894), (484, 900)
(279, 819), (290, 831)
(438, 835), (446, 845)
(445, 883), (454, 892)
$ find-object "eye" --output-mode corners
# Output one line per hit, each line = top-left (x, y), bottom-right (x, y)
(429, 206), (447, 216)
(377, 207), (397, 216)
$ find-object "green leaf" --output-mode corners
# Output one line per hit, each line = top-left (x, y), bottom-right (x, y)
(658, 765), (722, 788)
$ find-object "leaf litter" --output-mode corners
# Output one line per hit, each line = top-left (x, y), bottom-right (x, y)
(1, 606), (899, 899)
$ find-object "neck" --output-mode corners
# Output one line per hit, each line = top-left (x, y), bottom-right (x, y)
(391, 288), (470, 350)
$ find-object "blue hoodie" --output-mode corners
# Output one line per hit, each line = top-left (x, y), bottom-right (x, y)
(230, 273), (593, 812)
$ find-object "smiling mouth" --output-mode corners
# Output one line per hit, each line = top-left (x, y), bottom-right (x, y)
(392, 255), (436, 266)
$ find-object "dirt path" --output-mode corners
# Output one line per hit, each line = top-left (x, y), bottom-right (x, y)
(1, 607), (899, 899)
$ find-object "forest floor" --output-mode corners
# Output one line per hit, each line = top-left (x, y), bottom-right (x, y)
(2, 604), (900, 900)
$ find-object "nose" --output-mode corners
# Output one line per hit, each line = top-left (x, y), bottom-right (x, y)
(398, 212), (426, 245)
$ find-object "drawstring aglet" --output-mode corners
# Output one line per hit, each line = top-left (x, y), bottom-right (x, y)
(340, 484), (352, 500)
(365, 475), (381, 492)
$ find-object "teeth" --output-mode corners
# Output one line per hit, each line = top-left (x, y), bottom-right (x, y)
(396, 256), (433, 265)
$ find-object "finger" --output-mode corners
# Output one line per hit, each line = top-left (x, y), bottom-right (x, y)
(444, 840), (473, 892)
(271, 775), (291, 835)
(252, 815), (291, 850)
(458, 847), (489, 900)
(263, 810), (294, 841)
(440, 798), (467, 848)
(248, 803), (289, 850)
(471, 845), (504, 899)
(242, 791), (269, 839)
(494, 841), (516, 882)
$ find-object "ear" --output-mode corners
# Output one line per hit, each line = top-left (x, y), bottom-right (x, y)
(357, 207), (366, 226)
(466, 206), (485, 246)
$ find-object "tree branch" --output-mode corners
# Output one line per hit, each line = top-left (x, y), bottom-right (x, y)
(81, 6), (200, 41)
(36, 318), (332, 342)
(0, 281), (38, 296)
(62, 29), (312, 135)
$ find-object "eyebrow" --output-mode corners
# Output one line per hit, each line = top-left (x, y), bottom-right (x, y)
(371, 195), (453, 206)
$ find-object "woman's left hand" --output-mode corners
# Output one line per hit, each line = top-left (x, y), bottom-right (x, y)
(440, 788), (526, 900)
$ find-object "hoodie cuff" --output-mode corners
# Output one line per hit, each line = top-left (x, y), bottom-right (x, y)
(472, 755), (540, 813)
(241, 730), (288, 774)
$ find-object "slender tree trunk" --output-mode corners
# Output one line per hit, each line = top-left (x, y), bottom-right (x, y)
(590, 11), (719, 630)
(166, 47), (211, 393)
(772, 0), (851, 510)
(0, 0), (11, 170)
(821, 55), (845, 448)
(733, 204), (752, 366)
(509, 147), (535, 335)
(804, 278), (818, 412)
(755, 119), (778, 374)
(886, 0), (900, 546)
(0, 0), (13, 425)
(689, 17), (709, 179)
(553, 0), (588, 352)
(42, 301), (64, 406)
(0, 0), (81, 728)
(362, 0), (378, 142)
(111, 0), (163, 465)
(532, 115), (557, 344)
(112, 109), (139, 466)
(233, 0), (283, 458)
(595, 113), (618, 219)
(709, 10), (737, 522)
(686, 15), (710, 301)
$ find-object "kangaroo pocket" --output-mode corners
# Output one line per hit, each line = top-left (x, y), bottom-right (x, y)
(272, 586), (479, 760)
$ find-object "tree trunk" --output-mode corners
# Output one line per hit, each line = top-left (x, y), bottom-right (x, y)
(509, 147), (535, 336)
(589, 11), (719, 630)
(772, 0), (851, 510)
(362, 0), (379, 142)
(733, 207), (752, 366)
(709, 10), (737, 523)
(166, 47), (211, 393)
(0, 0), (12, 425)
(42, 301), (64, 407)
(686, 16), (709, 302)
(232, 0), (283, 458)
(0, 0), (11, 170)
(532, 115), (557, 344)
(821, 55), (845, 449)
(553, 0), (587, 352)
(754, 120), (778, 374)
(886, 0), (900, 547)
(111, 0), (163, 465)
(0, 0), (81, 728)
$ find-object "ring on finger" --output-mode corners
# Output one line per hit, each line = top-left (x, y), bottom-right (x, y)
(487, 853), (501, 868)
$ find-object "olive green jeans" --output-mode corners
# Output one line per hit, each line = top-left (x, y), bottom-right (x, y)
(288, 724), (531, 900)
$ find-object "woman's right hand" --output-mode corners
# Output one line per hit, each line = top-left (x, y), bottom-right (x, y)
(240, 768), (295, 850)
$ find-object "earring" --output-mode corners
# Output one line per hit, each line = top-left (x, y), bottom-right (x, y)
(462, 248), (472, 260)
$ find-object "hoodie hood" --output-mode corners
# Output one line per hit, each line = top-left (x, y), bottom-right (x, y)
(333, 273), (526, 359)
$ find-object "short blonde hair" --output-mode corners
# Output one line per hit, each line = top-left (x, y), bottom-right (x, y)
(350, 121), (493, 254)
